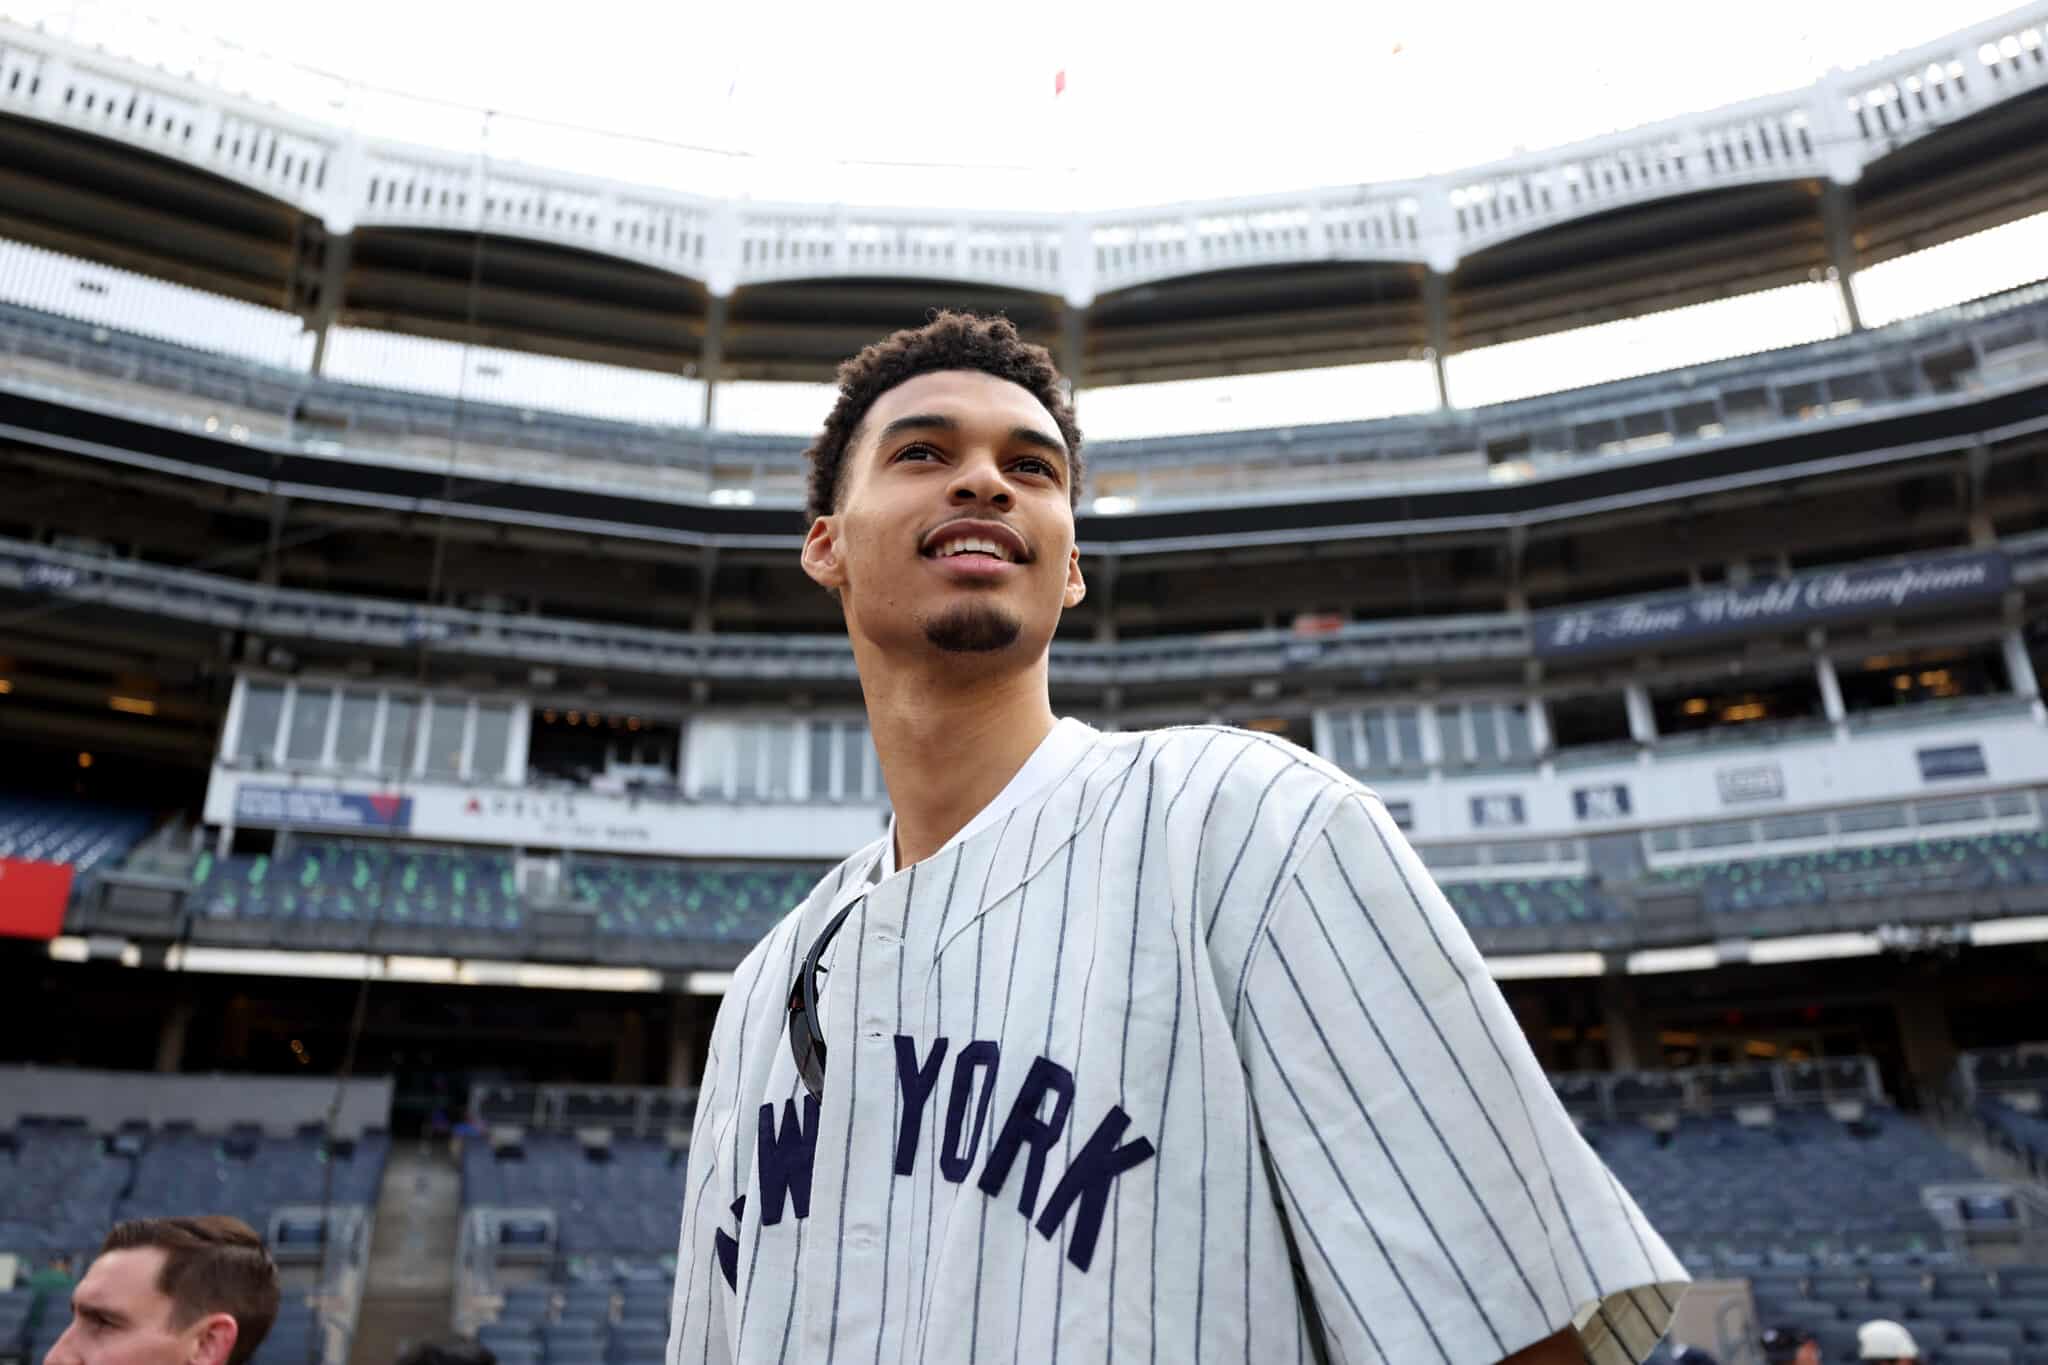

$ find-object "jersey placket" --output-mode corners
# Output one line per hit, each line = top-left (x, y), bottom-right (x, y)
(802, 867), (913, 1361)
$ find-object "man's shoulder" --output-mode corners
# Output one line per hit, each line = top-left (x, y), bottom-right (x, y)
(1115, 723), (1369, 818)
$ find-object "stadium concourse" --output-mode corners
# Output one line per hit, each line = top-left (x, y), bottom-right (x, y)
(8, 3), (2048, 1362)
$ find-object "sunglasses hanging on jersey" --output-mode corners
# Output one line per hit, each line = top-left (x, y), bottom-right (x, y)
(787, 899), (857, 1101)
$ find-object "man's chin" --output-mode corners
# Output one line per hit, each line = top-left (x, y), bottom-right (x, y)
(921, 603), (1024, 654)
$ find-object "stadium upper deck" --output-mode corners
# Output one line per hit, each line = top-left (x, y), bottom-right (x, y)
(1, 6), (2047, 398)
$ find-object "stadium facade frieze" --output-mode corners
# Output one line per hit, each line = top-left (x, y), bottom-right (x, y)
(1534, 547), (2013, 659)
(1, 9), (2043, 295)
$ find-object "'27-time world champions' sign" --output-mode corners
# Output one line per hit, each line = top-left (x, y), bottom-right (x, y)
(1532, 549), (2010, 660)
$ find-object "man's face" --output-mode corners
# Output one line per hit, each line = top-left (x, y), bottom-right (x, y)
(1797, 1342), (1822, 1365)
(44, 1249), (229, 1365)
(802, 369), (1085, 662)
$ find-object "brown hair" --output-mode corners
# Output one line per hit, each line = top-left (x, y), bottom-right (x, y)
(100, 1215), (280, 1365)
(801, 310), (1083, 526)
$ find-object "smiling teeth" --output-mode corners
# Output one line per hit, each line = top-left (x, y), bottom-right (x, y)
(935, 537), (1012, 561)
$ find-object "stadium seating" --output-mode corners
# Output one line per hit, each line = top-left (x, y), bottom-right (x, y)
(0, 793), (152, 874)
(568, 858), (824, 943)
(188, 840), (823, 945)
(1584, 1108), (1978, 1266)
(1438, 877), (1625, 932)
(462, 1135), (685, 1258)
(0, 1119), (386, 1364)
(1641, 832), (2048, 915)
(1743, 1263), (2048, 1365)
(190, 842), (522, 933)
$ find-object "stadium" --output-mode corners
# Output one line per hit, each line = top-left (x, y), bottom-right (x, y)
(3, 3), (2048, 1363)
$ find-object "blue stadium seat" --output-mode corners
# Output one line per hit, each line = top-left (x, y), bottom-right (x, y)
(0, 793), (152, 873)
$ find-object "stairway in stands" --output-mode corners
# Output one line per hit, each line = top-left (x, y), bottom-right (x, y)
(349, 1144), (461, 1365)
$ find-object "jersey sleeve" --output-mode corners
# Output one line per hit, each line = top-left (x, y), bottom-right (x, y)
(1240, 789), (1688, 1365)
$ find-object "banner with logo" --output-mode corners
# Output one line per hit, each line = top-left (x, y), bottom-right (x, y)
(0, 857), (74, 940)
(233, 784), (413, 832)
(1533, 549), (2009, 659)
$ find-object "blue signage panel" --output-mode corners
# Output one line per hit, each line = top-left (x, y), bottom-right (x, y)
(1917, 744), (1988, 782)
(234, 784), (413, 831)
(1532, 550), (2009, 659)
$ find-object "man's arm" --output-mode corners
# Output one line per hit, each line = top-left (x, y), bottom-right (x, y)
(1239, 788), (1687, 1365)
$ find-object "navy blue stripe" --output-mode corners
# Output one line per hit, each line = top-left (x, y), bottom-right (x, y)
(1263, 1137), (1391, 1365)
(1224, 780), (1333, 1033)
(1047, 742), (1149, 1361)
(1348, 798), (1618, 1328)
(970, 793), (1054, 1362)
(1203, 757), (1299, 939)
(1106, 744), (1162, 1365)
(823, 872), (880, 1365)
(1330, 803), (1599, 1313)
(1248, 1001), (1454, 1365)
(1262, 928), (1508, 1351)
(1286, 873), (1551, 1322)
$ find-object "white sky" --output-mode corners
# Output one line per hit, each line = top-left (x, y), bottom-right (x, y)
(0, 0), (2022, 208)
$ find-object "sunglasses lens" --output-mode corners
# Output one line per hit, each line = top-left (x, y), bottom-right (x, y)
(787, 981), (826, 1101)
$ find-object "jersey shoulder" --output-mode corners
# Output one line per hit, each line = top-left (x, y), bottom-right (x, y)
(721, 835), (886, 1020)
(1122, 722), (1368, 821)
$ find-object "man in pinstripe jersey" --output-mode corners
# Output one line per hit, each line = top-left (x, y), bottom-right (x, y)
(667, 312), (1689, 1365)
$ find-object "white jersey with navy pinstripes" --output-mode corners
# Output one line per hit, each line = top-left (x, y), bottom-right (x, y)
(667, 722), (1688, 1365)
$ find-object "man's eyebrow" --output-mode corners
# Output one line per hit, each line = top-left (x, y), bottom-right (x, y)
(872, 413), (1068, 464)
(71, 1296), (123, 1326)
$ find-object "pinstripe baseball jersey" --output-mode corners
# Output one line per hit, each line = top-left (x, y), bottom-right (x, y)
(668, 721), (1688, 1365)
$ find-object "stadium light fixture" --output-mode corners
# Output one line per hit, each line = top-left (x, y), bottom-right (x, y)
(1968, 915), (2048, 947)
(0, 678), (11, 693)
(1484, 951), (1604, 979)
(1091, 495), (1137, 515)
(108, 694), (157, 716)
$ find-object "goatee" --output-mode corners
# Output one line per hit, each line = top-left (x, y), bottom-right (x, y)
(922, 602), (1023, 654)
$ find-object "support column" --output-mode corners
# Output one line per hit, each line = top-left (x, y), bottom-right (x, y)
(1599, 978), (1663, 1074)
(1422, 267), (1453, 409)
(666, 1001), (708, 1090)
(1894, 988), (1957, 1110)
(1526, 695), (1553, 757)
(1623, 682), (1658, 745)
(699, 294), (729, 429)
(1816, 652), (1847, 725)
(1819, 181), (1865, 334)
(307, 232), (354, 376)
(2003, 629), (2040, 700)
(612, 1009), (645, 1085)
(155, 999), (193, 1074)
(1057, 304), (1088, 402)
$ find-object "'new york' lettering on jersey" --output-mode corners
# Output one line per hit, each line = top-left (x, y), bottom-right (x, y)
(668, 724), (1689, 1365)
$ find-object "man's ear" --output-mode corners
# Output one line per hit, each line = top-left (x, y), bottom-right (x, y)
(1062, 545), (1086, 609)
(188, 1312), (238, 1365)
(801, 515), (848, 592)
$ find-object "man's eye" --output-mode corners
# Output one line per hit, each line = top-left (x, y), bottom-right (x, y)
(893, 444), (939, 463)
(1014, 457), (1056, 478)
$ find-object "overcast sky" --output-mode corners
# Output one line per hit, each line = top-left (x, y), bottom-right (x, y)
(0, 0), (2020, 207)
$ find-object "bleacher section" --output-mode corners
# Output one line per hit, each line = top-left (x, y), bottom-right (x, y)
(1964, 1047), (2048, 1181)
(0, 1117), (387, 1365)
(186, 841), (826, 950)
(1741, 1264), (2048, 1365)
(0, 793), (152, 874)
(1644, 832), (2048, 916)
(1587, 1110), (1975, 1266)
(463, 1135), (685, 1260)
(475, 1278), (673, 1365)
(1438, 877), (1625, 934)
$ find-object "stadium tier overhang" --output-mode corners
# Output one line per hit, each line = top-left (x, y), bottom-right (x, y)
(5, 9), (2048, 385)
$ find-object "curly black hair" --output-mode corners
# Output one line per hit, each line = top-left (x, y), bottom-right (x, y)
(801, 310), (1083, 526)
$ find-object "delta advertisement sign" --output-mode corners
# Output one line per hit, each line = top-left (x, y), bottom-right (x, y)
(1533, 549), (2009, 659)
(212, 774), (883, 860)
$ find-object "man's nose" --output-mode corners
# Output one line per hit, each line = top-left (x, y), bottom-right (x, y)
(42, 1325), (79, 1365)
(947, 455), (1013, 506)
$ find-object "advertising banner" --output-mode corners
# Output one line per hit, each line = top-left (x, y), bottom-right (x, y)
(233, 784), (413, 832)
(1533, 549), (2008, 659)
(0, 857), (74, 940)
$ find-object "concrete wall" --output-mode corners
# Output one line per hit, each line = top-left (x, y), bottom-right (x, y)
(0, 1066), (392, 1137)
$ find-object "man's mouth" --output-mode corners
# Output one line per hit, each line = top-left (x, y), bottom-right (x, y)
(924, 536), (1016, 564)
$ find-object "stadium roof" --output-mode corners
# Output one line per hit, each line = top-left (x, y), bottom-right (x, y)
(4, 0), (2025, 209)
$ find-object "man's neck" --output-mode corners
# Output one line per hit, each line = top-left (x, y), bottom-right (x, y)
(859, 650), (1057, 871)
